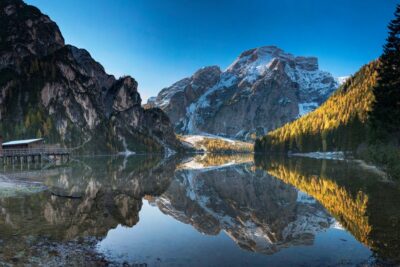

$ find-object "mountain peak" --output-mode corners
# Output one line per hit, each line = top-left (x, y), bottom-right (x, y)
(239, 46), (288, 59)
(227, 46), (286, 73)
(154, 46), (338, 139)
(0, 0), (65, 69)
(226, 45), (319, 80)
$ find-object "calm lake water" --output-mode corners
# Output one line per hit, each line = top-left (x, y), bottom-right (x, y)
(0, 154), (399, 266)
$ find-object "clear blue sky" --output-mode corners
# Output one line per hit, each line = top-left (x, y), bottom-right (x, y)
(25, 0), (398, 102)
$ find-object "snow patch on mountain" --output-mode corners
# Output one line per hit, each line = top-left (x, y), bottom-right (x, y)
(285, 65), (338, 99)
(298, 102), (319, 117)
(297, 190), (316, 204)
(330, 220), (345, 230)
(336, 76), (350, 86)
(158, 78), (191, 109)
(227, 47), (276, 82)
(182, 73), (237, 133)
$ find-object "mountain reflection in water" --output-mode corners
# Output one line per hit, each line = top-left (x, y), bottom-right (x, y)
(0, 154), (398, 266)
(156, 162), (333, 254)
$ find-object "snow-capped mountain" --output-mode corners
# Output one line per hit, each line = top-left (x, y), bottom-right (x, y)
(151, 46), (339, 140)
(155, 163), (335, 254)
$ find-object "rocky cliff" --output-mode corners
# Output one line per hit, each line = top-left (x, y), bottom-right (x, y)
(0, 0), (183, 153)
(152, 46), (339, 140)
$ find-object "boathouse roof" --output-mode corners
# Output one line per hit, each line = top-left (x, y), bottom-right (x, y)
(2, 138), (44, 146)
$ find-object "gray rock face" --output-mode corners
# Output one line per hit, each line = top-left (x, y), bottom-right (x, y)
(0, 0), (64, 69)
(156, 66), (222, 125)
(153, 46), (338, 140)
(0, 0), (183, 153)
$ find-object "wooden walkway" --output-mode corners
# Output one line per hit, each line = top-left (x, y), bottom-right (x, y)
(0, 148), (70, 165)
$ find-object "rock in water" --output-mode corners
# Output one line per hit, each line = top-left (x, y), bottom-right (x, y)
(0, 0), (184, 154)
(152, 46), (339, 140)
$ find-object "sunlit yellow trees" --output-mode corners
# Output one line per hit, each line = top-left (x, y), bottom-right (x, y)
(255, 61), (378, 153)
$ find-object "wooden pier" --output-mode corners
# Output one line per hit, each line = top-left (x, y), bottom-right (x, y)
(0, 148), (70, 165)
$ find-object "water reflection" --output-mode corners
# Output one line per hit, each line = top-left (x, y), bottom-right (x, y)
(155, 162), (334, 254)
(0, 154), (398, 265)
(255, 155), (400, 263)
(0, 155), (177, 264)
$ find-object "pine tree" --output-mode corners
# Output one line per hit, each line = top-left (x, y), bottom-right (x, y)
(370, 4), (400, 141)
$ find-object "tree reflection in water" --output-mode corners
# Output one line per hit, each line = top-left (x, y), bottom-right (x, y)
(255, 155), (400, 263)
(0, 154), (398, 265)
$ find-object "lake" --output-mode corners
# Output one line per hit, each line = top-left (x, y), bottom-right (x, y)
(0, 154), (399, 266)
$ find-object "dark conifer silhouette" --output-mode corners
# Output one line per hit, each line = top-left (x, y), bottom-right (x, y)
(370, 4), (400, 141)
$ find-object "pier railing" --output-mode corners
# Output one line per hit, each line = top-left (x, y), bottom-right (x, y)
(0, 148), (70, 157)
